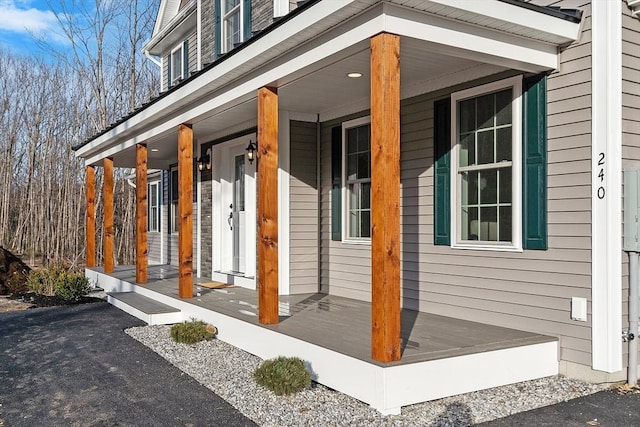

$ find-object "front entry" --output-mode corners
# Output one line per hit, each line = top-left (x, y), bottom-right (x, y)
(231, 152), (245, 273)
(212, 136), (256, 288)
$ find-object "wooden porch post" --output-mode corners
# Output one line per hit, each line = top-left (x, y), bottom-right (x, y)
(85, 165), (96, 268)
(178, 124), (194, 298)
(370, 32), (401, 363)
(103, 157), (115, 273)
(257, 86), (279, 324)
(136, 144), (148, 284)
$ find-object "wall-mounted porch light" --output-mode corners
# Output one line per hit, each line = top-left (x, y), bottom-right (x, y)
(196, 148), (211, 171)
(246, 140), (257, 164)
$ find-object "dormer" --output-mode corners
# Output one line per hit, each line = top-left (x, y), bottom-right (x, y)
(142, 0), (299, 92)
(143, 0), (198, 91)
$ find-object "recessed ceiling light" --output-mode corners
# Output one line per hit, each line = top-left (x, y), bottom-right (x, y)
(347, 72), (363, 78)
(151, 148), (159, 152)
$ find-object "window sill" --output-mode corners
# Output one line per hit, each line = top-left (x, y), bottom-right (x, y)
(451, 242), (523, 253)
(341, 238), (371, 246)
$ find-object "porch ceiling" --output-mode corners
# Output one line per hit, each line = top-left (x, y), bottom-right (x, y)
(111, 43), (493, 169)
(82, 0), (581, 168)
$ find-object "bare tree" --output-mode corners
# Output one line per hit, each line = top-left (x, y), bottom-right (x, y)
(0, 0), (159, 267)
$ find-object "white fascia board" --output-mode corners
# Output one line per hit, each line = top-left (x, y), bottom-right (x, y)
(384, 3), (559, 73)
(152, 0), (169, 37)
(422, 0), (580, 42)
(591, 0), (622, 373)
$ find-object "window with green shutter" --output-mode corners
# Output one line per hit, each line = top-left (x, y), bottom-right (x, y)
(433, 74), (547, 250)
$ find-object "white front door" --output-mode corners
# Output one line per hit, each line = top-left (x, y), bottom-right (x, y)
(215, 138), (256, 285)
(231, 153), (245, 272)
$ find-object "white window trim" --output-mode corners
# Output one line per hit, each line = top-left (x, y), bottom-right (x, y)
(222, 0), (243, 54)
(341, 115), (371, 245)
(450, 75), (523, 252)
(170, 43), (184, 86)
(148, 180), (161, 233)
(170, 167), (179, 235)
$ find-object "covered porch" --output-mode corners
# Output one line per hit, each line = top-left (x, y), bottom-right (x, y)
(88, 264), (558, 414)
(73, 0), (582, 414)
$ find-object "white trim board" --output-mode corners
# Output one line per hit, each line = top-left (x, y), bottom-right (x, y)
(278, 111), (291, 295)
(591, 0), (623, 373)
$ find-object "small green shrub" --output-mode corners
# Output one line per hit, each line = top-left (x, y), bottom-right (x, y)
(26, 266), (61, 296)
(253, 356), (311, 396)
(170, 319), (217, 344)
(26, 263), (90, 301)
(54, 272), (90, 301)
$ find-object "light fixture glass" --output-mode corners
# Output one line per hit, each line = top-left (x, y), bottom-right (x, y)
(347, 72), (363, 78)
(246, 140), (257, 164)
(196, 148), (211, 171)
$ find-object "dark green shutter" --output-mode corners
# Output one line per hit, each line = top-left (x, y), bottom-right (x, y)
(433, 98), (451, 246)
(183, 40), (189, 78)
(522, 74), (548, 250)
(167, 54), (172, 87)
(331, 126), (342, 241)
(243, 0), (252, 41)
(214, 0), (221, 58)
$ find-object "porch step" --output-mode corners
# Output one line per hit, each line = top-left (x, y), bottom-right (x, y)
(107, 292), (183, 325)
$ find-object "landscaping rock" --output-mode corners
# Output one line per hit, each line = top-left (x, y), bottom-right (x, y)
(0, 247), (31, 295)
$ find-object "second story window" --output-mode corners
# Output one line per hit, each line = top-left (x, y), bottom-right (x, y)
(168, 41), (189, 88)
(215, 0), (250, 57)
(223, 0), (241, 52)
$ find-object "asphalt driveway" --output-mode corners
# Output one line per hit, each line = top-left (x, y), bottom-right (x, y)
(0, 301), (256, 426)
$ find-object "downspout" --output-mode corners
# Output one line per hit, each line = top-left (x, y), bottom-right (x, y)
(144, 49), (162, 68)
(316, 114), (321, 293)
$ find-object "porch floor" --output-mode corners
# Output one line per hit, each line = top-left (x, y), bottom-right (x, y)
(91, 265), (555, 367)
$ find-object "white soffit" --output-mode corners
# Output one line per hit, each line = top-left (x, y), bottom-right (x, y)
(78, 0), (580, 162)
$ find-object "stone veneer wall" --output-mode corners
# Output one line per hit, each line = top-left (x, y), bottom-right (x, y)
(200, 142), (214, 278)
(252, 0), (274, 33)
(201, 0), (215, 64)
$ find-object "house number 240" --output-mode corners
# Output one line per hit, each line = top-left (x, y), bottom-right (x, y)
(597, 152), (605, 200)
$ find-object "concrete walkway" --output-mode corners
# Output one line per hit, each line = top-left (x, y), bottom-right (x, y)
(0, 302), (256, 426)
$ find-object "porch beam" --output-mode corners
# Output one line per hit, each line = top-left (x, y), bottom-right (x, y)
(85, 165), (96, 268)
(370, 32), (401, 363)
(178, 124), (194, 298)
(136, 144), (148, 284)
(103, 157), (115, 273)
(257, 86), (279, 325)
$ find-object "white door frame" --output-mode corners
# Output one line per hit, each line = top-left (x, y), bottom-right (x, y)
(211, 134), (257, 289)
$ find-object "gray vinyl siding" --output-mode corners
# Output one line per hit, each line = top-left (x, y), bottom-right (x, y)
(289, 121), (319, 294)
(148, 177), (163, 264)
(148, 232), (162, 264)
(187, 31), (197, 75)
(622, 4), (640, 368)
(319, 4), (593, 368)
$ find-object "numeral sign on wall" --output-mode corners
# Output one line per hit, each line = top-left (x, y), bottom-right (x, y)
(597, 152), (605, 200)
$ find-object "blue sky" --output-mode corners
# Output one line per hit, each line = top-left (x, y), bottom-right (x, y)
(0, 0), (69, 57)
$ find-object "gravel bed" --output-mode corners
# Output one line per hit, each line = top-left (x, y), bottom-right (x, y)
(126, 325), (607, 426)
